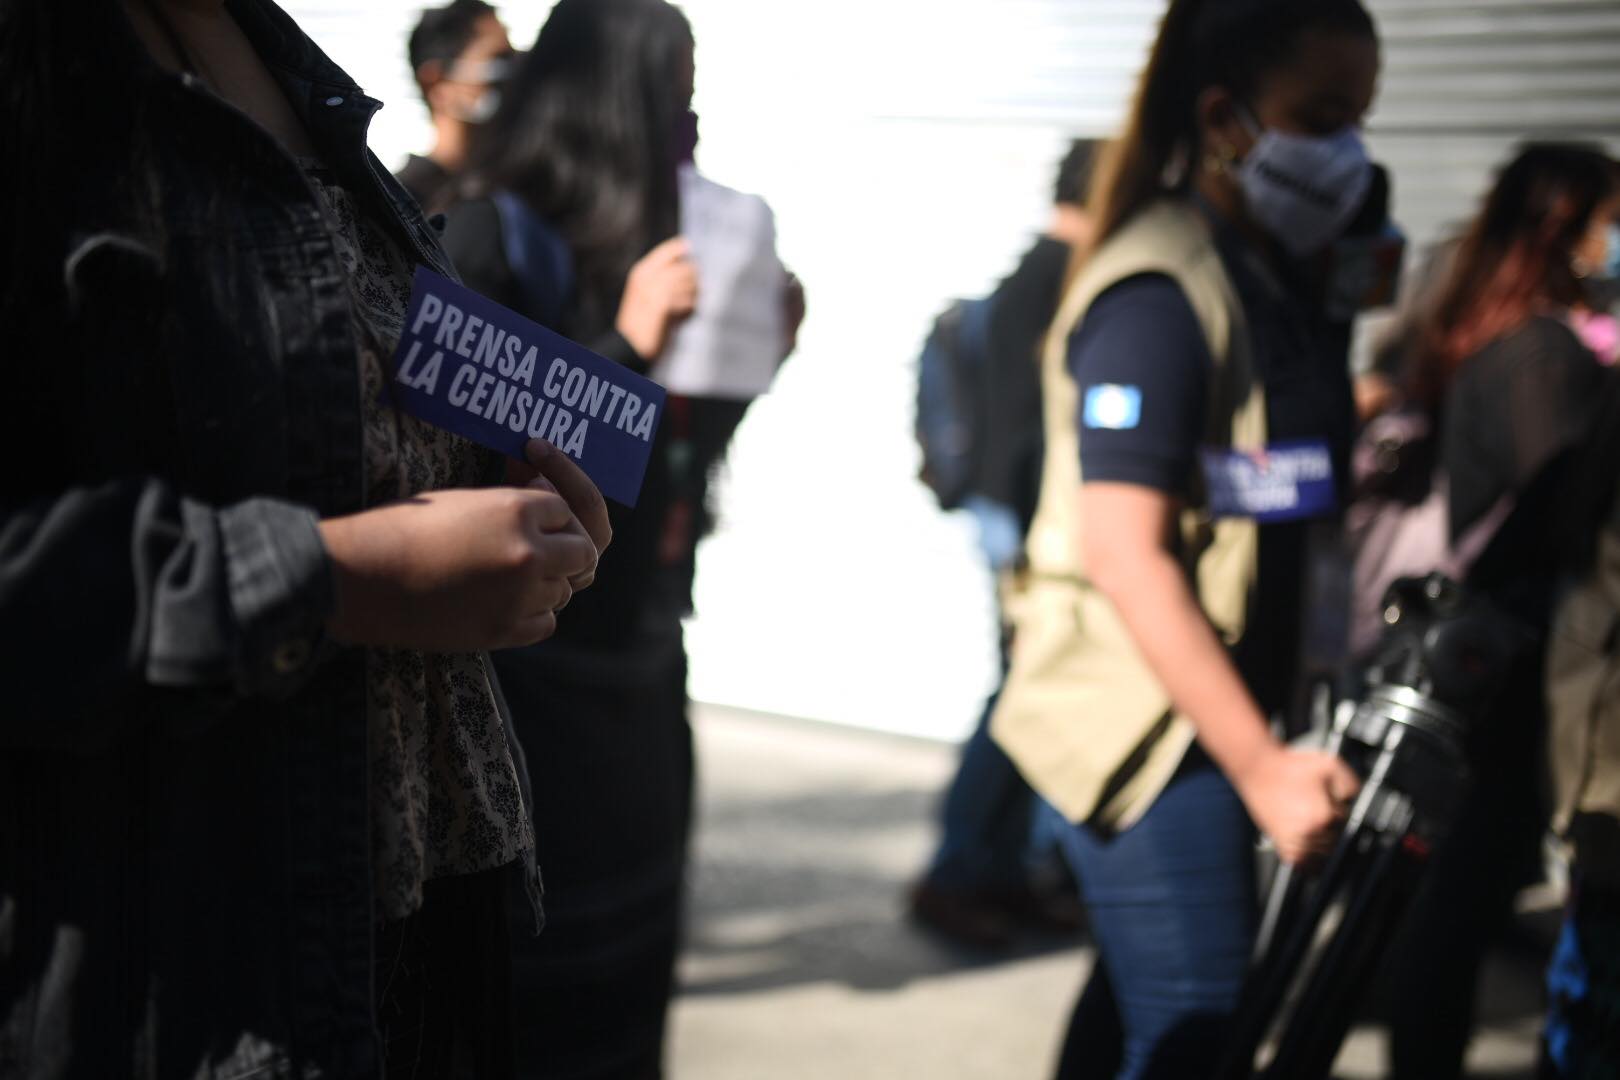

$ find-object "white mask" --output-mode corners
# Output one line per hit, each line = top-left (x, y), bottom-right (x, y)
(1236, 116), (1373, 258)
(451, 87), (501, 124)
(444, 55), (517, 125)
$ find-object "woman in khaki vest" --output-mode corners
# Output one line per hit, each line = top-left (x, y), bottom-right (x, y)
(988, 1), (1385, 1075)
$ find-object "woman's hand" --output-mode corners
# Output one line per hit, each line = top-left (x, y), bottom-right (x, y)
(1232, 744), (1361, 865)
(318, 485), (598, 652)
(506, 438), (612, 590)
(615, 236), (698, 360)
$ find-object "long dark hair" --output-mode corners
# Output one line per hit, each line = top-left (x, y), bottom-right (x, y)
(470, 0), (692, 339)
(1087, 0), (1377, 246)
(1413, 142), (1620, 404)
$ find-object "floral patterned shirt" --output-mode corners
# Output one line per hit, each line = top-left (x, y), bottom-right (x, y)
(303, 161), (532, 920)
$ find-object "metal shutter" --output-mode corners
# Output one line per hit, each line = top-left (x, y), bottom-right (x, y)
(860, 0), (1620, 249)
(1365, 0), (1620, 250)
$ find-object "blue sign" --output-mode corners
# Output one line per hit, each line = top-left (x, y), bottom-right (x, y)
(390, 267), (665, 506)
(1200, 439), (1336, 523)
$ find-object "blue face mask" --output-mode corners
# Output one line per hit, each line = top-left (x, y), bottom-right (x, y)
(1605, 222), (1620, 280)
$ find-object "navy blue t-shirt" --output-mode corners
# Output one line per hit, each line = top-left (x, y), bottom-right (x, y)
(1067, 273), (1208, 495)
(1064, 237), (1355, 718)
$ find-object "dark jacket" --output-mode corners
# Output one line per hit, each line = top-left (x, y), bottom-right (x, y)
(0, 3), (477, 1077)
(395, 153), (457, 219)
(978, 235), (1070, 534)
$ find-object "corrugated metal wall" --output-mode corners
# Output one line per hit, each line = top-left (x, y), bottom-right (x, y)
(860, 0), (1620, 250)
(1366, 0), (1620, 247)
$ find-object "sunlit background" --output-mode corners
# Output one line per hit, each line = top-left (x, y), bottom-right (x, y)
(285, 0), (1620, 742)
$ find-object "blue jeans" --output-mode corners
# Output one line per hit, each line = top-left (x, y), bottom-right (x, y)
(1046, 746), (1256, 1080)
(927, 686), (1072, 892)
(1539, 876), (1620, 1078)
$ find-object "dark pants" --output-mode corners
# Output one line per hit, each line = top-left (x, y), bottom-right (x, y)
(495, 634), (693, 1080)
(927, 690), (1049, 891)
(1385, 659), (1547, 1080)
(374, 864), (516, 1080)
(1047, 747), (1256, 1080)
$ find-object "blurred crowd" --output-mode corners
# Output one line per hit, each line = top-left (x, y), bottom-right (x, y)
(0, 0), (1617, 1078)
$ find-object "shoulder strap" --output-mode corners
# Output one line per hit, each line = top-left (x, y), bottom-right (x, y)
(490, 190), (575, 330)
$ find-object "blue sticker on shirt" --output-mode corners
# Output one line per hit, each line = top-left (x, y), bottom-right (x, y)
(1200, 439), (1336, 523)
(1084, 384), (1143, 430)
(390, 266), (665, 506)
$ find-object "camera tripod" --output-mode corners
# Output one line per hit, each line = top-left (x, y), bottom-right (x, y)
(1214, 573), (1531, 1079)
(1213, 682), (1472, 1079)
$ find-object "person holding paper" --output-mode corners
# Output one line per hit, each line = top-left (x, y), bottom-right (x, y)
(0, 1), (609, 1077)
(440, 0), (717, 1073)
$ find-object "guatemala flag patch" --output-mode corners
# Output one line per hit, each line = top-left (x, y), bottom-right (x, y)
(1083, 383), (1143, 430)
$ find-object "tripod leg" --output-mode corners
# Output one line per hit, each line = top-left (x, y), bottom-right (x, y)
(1262, 830), (1425, 1079)
(1212, 823), (1375, 1080)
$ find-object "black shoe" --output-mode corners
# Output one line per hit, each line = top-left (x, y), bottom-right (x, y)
(905, 879), (1016, 950)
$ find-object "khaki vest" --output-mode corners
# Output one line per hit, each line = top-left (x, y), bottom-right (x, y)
(991, 200), (1267, 830)
(1547, 510), (1620, 887)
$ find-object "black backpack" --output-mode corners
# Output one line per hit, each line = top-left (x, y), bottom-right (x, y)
(914, 295), (995, 510)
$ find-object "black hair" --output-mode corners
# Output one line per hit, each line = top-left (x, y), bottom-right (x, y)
(1090, 0), (1377, 242)
(407, 0), (496, 90)
(468, 0), (693, 339)
(1054, 139), (1102, 206)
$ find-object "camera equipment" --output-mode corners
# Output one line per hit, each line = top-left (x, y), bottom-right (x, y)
(1215, 573), (1532, 1080)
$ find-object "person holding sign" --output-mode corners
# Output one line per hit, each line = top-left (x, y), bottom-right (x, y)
(439, 0), (711, 1074)
(0, 1), (608, 1077)
(986, 1), (1391, 1075)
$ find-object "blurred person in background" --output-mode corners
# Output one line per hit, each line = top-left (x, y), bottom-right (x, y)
(1373, 141), (1620, 1080)
(0, 0), (611, 1076)
(989, 0), (1387, 1074)
(398, 0), (515, 216)
(909, 138), (1102, 950)
(1541, 338), (1620, 1079)
(440, 0), (727, 1073)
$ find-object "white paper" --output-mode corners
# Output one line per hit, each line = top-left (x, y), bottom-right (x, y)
(653, 165), (787, 400)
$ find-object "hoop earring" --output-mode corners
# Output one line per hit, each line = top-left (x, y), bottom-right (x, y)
(1203, 143), (1238, 175)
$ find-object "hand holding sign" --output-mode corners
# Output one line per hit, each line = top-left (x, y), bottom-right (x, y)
(319, 485), (599, 652)
(508, 438), (613, 591)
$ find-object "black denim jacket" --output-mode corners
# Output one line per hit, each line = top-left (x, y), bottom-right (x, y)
(0, 3), (524, 1077)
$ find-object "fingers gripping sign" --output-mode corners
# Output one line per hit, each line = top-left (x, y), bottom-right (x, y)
(508, 438), (612, 592)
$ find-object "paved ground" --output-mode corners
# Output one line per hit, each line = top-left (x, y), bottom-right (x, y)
(668, 704), (1554, 1079)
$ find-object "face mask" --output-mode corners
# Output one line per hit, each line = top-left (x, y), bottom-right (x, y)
(1605, 222), (1620, 280)
(453, 87), (501, 124)
(1236, 113), (1373, 258)
(444, 55), (517, 125)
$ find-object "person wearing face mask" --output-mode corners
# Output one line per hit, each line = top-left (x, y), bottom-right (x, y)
(398, 0), (515, 217)
(1373, 142), (1620, 1080)
(986, 1), (1386, 1075)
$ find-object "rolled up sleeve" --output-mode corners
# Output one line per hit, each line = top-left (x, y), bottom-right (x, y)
(1, 480), (337, 749)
